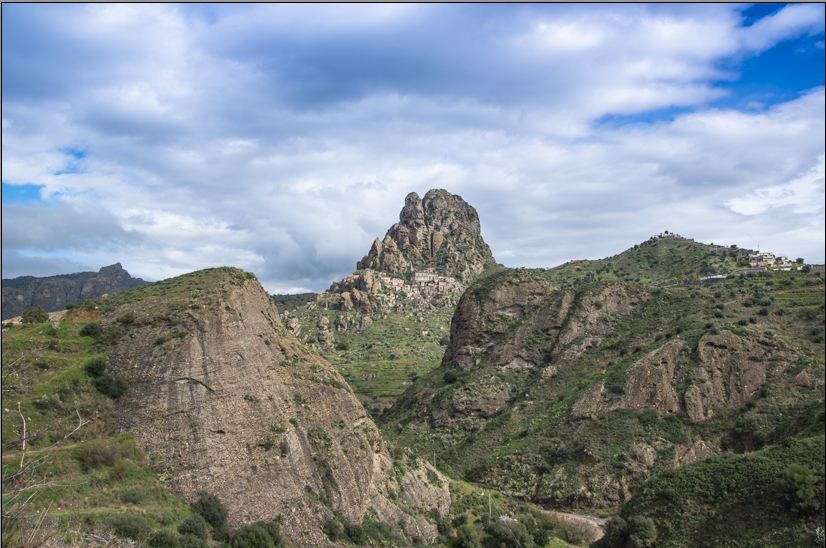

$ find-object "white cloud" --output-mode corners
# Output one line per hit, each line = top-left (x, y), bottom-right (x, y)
(2, 4), (824, 290)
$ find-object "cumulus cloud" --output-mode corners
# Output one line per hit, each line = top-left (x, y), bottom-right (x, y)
(1, 4), (824, 291)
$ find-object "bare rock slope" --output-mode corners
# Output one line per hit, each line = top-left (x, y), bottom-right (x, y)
(102, 268), (448, 545)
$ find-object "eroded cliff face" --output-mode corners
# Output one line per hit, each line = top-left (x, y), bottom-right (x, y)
(357, 189), (495, 284)
(104, 269), (448, 545)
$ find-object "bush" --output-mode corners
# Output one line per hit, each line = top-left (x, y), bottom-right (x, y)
(192, 492), (229, 540)
(627, 516), (657, 548)
(178, 515), (208, 540)
(120, 489), (143, 504)
(107, 514), (151, 541)
(443, 371), (458, 384)
(21, 307), (49, 324)
(231, 521), (281, 548)
(345, 522), (366, 545)
(93, 374), (128, 399)
(80, 322), (103, 337)
(781, 464), (819, 515)
(323, 518), (346, 541)
(484, 517), (535, 547)
(597, 516), (628, 547)
(148, 530), (183, 547)
(76, 438), (135, 471)
(84, 357), (107, 377)
(117, 311), (137, 325)
(179, 536), (209, 548)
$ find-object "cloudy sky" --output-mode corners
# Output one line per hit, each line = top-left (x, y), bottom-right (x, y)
(2, 3), (824, 292)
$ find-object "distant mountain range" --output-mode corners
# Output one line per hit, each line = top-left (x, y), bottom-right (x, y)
(2, 263), (146, 319)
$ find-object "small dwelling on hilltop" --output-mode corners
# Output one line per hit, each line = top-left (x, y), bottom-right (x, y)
(654, 230), (682, 240)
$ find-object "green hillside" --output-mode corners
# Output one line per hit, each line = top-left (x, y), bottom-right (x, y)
(382, 237), (825, 538)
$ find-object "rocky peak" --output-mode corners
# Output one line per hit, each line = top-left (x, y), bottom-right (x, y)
(98, 263), (125, 275)
(357, 189), (495, 283)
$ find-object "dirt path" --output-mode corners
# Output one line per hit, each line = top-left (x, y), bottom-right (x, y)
(539, 508), (609, 545)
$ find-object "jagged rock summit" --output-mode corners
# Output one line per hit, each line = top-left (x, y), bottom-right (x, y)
(357, 189), (495, 283)
(2, 263), (146, 320)
(282, 189), (498, 347)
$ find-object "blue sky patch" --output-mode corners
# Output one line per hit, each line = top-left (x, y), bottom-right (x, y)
(2, 182), (44, 203)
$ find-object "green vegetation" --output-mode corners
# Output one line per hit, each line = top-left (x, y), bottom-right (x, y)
(271, 292), (317, 311)
(602, 435), (825, 547)
(22, 306), (49, 324)
(320, 307), (454, 413)
(1, 321), (199, 545)
(383, 237), (825, 538)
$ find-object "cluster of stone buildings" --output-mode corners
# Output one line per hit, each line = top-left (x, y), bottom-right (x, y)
(748, 252), (799, 270)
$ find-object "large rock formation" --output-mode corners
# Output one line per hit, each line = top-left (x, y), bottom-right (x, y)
(2, 263), (146, 319)
(357, 189), (495, 283)
(284, 189), (497, 348)
(102, 268), (449, 545)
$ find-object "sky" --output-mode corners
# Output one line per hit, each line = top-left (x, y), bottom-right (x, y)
(2, 3), (824, 293)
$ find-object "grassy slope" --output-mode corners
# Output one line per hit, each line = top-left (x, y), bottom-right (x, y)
(323, 308), (453, 414)
(1, 320), (197, 546)
(383, 238), (825, 513)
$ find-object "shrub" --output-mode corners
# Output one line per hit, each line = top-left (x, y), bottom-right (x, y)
(443, 371), (458, 384)
(179, 536), (209, 548)
(178, 514), (208, 539)
(22, 307), (49, 324)
(627, 516), (657, 548)
(107, 514), (151, 541)
(117, 311), (137, 325)
(323, 518), (346, 541)
(120, 490), (143, 504)
(192, 492), (229, 540)
(148, 530), (183, 547)
(231, 521), (280, 548)
(76, 438), (135, 471)
(484, 517), (534, 547)
(597, 516), (629, 547)
(781, 464), (819, 515)
(80, 322), (103, 337)
(345, 522), (366, 545)
(93, 374), (128, 399)
(84, 357), (107, 377)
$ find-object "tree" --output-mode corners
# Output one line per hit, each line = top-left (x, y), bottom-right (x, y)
(21, 307), (49, 324)
(795, 257), (804, 264)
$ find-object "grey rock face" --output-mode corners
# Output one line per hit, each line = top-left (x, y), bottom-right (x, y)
(104, 269), (449, 544)
(357, 189), (496, 284)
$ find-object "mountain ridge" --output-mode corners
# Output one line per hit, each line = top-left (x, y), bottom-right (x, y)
(2, 263), (147, 320)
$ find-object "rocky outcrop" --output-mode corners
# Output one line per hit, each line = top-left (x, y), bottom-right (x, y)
(2, 263), (146, 319)
(103, 268), (448, 545)
(684, 332), (789, 422)
(287, 189), (497, 345)
(571, 341), (684, 418)
(357, 189), (495, 283)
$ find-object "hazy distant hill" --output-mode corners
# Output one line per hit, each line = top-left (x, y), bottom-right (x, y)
(2, 263), (147, 319)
